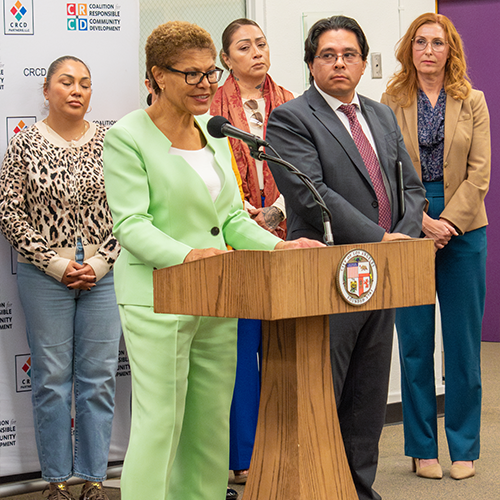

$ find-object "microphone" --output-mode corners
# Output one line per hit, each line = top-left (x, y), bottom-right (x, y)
(207, 115), (269, 150)
(207, 115), (334, 246)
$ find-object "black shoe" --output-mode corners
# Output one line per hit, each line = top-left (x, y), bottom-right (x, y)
(226, 487), (238, 500)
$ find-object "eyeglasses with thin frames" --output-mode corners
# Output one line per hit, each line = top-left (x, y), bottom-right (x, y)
(412, 37), (448, 53)
(244, 99), (264, 127)
(314, 52), (362, 66)
(166, 66), (224, 85)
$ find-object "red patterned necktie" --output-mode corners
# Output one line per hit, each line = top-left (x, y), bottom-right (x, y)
(339, 104), (392, 232)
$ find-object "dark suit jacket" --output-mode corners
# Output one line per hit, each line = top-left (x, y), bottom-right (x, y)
(266, 85), (425, 244)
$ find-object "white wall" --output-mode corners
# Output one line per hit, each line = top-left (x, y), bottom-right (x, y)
(248, 0), (435, 99)
(247, 0), (443, 404)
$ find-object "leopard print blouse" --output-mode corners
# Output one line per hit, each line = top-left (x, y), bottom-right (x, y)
(0, 122), (119, 282)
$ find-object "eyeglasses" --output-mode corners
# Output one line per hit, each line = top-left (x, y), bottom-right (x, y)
(314, 52), (362, 66)
(412, 37), (448, 53)
(166, 66), (224, 85)
(244, 99), (264, 127)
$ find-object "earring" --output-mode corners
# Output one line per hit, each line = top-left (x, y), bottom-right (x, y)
(86, 105), (93, 114)
(44, 99), (49, 107)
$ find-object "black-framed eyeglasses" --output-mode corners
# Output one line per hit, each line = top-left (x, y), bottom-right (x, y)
(166, 66), (224, 85)
(412, 37), (448, 53)
(314, 52), (362, 66)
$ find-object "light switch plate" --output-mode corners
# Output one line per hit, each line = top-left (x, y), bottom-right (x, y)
(371, 53), (382, 79)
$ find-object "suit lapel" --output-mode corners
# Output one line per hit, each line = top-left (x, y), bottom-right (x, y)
(360, 97), (390, 174)
(401, 99), (419, 162)
(361, 97), (396, 207)
(306, 86), (373, 188)
(443, 94), (462, 163)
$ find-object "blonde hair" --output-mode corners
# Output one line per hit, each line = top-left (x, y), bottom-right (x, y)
(145, 21), (216, 93)
(385, 13), (471, 107)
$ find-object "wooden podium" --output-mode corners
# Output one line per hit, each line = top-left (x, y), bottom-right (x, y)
(154, 239), (435, 500)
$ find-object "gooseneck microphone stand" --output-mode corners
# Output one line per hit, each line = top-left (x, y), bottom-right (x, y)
(249, 147), (334, 246)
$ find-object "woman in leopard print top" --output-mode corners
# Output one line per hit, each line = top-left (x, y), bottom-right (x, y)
(0, 121), (118, 279)
(0, 56), (121, 500)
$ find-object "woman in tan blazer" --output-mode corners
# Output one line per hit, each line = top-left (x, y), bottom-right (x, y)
(382, 13), (490, 481)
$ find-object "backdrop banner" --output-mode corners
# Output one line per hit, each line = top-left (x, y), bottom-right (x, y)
(0, 0), (139, 480)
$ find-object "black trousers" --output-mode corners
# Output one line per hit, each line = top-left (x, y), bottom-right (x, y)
(330, 309), (395, 500)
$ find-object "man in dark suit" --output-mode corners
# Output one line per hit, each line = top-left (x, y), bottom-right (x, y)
(266, 16), (426, 500)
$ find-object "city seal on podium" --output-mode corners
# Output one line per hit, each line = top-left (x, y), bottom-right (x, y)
(336, 249), (378, 306)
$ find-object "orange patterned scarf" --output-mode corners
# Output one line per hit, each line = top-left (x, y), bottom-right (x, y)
(210, 74), (294, 239)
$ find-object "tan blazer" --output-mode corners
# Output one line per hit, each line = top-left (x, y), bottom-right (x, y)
(381, 89), (490, 234)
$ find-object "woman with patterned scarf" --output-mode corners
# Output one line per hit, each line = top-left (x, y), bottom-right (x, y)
(210, 18), (294, 487)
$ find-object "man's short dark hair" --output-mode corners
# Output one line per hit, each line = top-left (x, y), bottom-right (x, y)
(304, 16), (370, 84)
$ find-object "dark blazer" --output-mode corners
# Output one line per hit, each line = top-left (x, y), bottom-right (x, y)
(266, 84), (425, 245)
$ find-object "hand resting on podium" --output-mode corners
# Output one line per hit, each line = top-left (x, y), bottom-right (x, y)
(184, 237), (325, 262)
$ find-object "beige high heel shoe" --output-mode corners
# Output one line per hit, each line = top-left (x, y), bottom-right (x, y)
(412, 458), (443, 479)
(450, 461), (475, 480)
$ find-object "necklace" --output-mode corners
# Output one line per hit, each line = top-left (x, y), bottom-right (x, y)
(43, 119), (89, 143)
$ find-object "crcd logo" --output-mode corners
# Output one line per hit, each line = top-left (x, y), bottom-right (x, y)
(15, 354), (32, 392)
(67, 3), (88, 31)
(23, 67), (46, 77)
(4, 0), (34, 35)
(10, 1), (27, 21)
(7, 116), (36, 143)
(68, 18), (88, 30)
(9, 1), (28, 27)
(67, 3), (87, 16)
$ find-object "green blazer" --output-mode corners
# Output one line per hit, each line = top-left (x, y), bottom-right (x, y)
(103, 110), (281, 306)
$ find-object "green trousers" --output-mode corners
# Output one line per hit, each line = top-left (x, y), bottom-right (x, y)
(119, 305), (237, 500)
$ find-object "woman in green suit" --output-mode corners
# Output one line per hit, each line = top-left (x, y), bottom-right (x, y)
(103, 21), (321, 500)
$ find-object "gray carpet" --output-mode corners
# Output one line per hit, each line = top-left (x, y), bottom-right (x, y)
(372, 341), (500, 500)
(3, 342), (499, 500)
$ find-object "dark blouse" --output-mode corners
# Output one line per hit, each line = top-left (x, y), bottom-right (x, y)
(417, 87), (447, 182)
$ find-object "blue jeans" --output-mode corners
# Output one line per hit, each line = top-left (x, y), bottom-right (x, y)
(17, 247), (121, 482)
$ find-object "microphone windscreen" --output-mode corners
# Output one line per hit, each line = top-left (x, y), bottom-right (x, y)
(207, 115), (231, 139)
